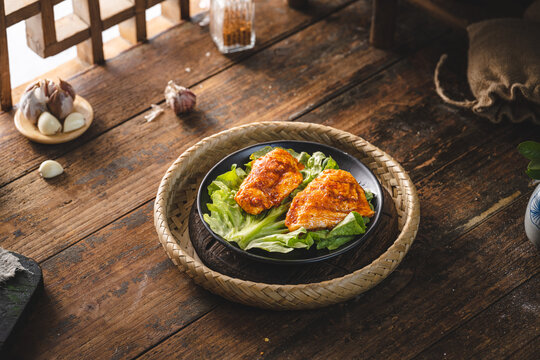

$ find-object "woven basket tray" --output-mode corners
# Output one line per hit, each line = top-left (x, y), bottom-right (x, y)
(154, 122), (420, 310)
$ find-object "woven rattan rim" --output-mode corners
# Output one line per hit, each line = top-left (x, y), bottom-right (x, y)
(154, 122), (420, 310)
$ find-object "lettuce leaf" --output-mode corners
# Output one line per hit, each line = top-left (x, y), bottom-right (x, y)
(203, 164), (312, 253)
(245, 228), (313, 253)
(306, 212), (369, 250)
(203, 147), (373, 253)
(294, 151), (339, 196)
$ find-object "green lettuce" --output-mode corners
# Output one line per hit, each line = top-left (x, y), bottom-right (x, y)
(294, 151), (338, 196)
(203, 164), (310, 253)
(203, 147), (373, 253)
(306, 212), (370, 250)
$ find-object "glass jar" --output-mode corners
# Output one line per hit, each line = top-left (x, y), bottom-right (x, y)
(210, 0), (255, 53)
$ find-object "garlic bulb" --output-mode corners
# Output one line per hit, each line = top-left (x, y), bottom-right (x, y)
(39, 160), (64, 179)
(164, 80), (196, 115)
(18, 79), (77, 124)
(37, 112), (62, 135)
(47, 79), (75, 120)
(30, 79), (57, 98)
(63, 112), (85, 132)
(18, 79), (56, 124)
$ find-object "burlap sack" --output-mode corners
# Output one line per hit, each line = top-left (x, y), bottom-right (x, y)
(435, 18), (540, 124)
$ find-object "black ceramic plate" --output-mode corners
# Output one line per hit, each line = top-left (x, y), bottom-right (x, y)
(197, 141), (384, 265)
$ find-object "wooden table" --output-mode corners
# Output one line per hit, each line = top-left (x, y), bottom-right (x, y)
(1, 0), (539, 358)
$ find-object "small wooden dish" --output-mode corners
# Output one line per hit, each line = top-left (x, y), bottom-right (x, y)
(14, 96), (94, 144)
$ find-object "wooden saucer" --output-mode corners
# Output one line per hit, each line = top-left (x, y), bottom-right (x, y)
(14, 95), (94, 144)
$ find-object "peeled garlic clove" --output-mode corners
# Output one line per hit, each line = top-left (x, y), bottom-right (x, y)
(37, 112), (62, 135)
(39, 160), (63, 179)
(164, 80), (196, 115)
(63, 112), (85, 132)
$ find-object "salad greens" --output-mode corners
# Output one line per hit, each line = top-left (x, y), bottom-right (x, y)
(203, 146), (374, 253)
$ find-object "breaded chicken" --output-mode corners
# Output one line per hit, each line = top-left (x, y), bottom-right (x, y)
(285, 169), (374, 231)
(235, 148), (304, 215)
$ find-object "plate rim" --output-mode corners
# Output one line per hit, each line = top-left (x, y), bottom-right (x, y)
(196, 139), (385, 265)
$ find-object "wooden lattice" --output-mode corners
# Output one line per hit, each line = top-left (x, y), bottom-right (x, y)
(0, 0), (190, 111)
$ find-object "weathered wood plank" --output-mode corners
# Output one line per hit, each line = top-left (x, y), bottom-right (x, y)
(74, 0), (105, 64)
(118, 0), (148, 44)
(25, 0), (57, 57)
(161, 0), (190, 23)
(6, 202), (218, 360)
(2, 6), (536, 359)
(308, 100), (536, 243)
(100, 0), (134, 30)
(1, 1), (535, 359)
(135, 34), (539, 359)
(506, 335), (540, 360)
(414, 130), (537, 243)
(137, 195), (540, 359)
(0, 0), (439, 262)
(297, 37), (537, 243)
(300, 37), (491, 183)
(287, 0), (309, 9)
(370, 0), (397, 48)
(5, 0), (63, 27)
(407, 0), (526, 30)
(413, 274), (540, 360)
(0, 0), (355, 188)
(7, 25), (538, 360)
(0, 0), (11, 110)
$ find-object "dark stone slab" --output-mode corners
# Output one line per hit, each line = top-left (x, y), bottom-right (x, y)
(0, 252), (43, 356)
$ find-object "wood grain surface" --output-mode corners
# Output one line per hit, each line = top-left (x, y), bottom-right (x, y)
(506, 335), (540, 360)
(0, 0), (11, 110)
(1, 0), (538, 359)
(0, 0), (441, 262)
(139, 195), (540, 360)
(0, 0), (354, 187)
(414, 273), (540, 359)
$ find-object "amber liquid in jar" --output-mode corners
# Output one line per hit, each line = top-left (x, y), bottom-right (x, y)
(210, 0), (255, 53)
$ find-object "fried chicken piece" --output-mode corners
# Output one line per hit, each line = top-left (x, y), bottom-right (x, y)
(285, 169), (374, 231)
(235, 148), (304, 215)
